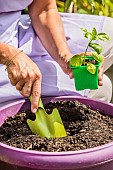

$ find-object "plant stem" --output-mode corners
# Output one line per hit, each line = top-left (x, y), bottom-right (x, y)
(84, 40), (92, 65)
(84, 39), (92, 56)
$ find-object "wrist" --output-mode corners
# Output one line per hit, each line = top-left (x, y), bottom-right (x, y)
(0, 43), (20, 64)
(5, 50), (23, 71)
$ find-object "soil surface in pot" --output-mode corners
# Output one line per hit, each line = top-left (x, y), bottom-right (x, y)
(82, 59), (98, 65)
(0, 100), (113, 152)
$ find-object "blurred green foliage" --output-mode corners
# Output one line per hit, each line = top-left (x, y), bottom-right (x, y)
(56, 0), (113, 17)
(22, 0), (113, 17)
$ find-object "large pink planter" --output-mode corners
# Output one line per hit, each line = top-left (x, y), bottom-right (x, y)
(0, 96), (113, 170)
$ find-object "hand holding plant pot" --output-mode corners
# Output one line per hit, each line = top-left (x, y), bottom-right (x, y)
(70, 27), (110, 90)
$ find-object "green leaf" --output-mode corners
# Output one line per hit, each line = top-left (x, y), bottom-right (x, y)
(81, 28), (92, 40)
(88, 0), (95, 12)
(27, 97), (67, 139)
(64, 0), (72, 11)
(89, 43), (102, 54)
(87, 63), (96, 74)
(102, 0), (105, 5)
(98, 33), (110, 41)
(84, 32), (92, 40)
(77, 9), (90, 14)
(91, 27), (98, 40)
(92, 28), (97, 35)
(91, 51), (103, 63)
(70, 55), (83, 67)
(80, 28), (88, 33)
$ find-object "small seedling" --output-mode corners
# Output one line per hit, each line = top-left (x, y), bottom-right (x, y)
(27, 96), (67, 139)
(70, 27), (110, 74)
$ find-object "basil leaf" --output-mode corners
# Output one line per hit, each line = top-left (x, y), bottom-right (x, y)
(91, 51), (103, 63)
(98, 33), (110, 41)
(87, 63), (96, 74)
(89, 43), (102, 54)
(70, 55), (83, 67)
(91, 28), (98, 40)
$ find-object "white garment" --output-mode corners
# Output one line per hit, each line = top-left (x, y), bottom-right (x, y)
(88, 17), (113, 102)
(0, 12), (113, 107)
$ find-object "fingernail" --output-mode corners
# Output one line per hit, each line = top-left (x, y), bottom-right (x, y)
(32, 108), (37, 113)
(69, 72), (74, 79)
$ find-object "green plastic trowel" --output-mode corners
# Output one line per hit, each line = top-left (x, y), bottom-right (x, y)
(27, 97), (67, 139)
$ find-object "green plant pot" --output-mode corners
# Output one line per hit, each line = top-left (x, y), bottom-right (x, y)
(70, 56), (101, 90)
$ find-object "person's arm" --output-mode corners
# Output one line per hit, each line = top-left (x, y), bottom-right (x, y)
(28, 0), (73, 77)
(0, 42), (42, 113)
(28, 0), (103, 85)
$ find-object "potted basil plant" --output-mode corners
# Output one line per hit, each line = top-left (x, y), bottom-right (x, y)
(70, 27), (110, 90)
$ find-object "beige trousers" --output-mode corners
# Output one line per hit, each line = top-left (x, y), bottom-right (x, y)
(88, 17), (113, 103)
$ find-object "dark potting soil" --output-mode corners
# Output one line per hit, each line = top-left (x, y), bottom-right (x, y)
(0, 100), (113, 152)
(81, 59), (98, 66)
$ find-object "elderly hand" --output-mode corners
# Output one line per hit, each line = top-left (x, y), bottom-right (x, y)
(6, 51), (42, 113)
(57, 51), (104, 87)
(98, 59), (104, 86)
(57, 52), (74, 79)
